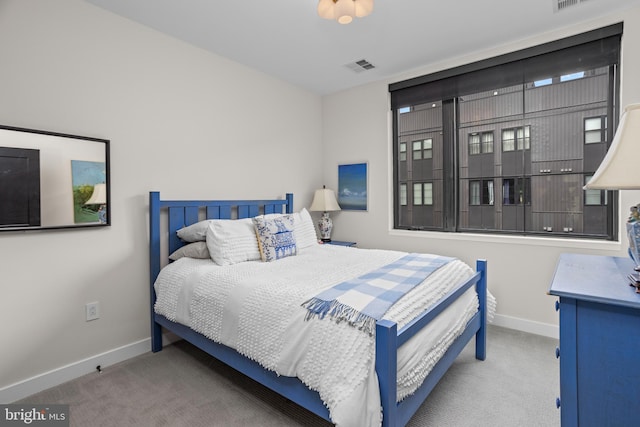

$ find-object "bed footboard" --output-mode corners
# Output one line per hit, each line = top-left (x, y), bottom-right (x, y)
(376, 259), (487, 427)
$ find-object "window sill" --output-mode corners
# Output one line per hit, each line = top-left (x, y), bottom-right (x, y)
(388, 228), (622, 252)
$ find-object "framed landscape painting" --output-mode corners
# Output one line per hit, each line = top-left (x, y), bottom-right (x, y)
(338, 162), (367, 211)
(71, 160), (106, 224)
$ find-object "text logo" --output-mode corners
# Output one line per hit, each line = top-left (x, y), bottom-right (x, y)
(0, 405), (68, 427)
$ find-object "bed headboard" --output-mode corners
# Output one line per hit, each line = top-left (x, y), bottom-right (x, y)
(149, 191), (294, 287)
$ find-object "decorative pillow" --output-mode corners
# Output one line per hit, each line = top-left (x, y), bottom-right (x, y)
(176, 220), (211, 242)
(205, 218), (261, 266)
(169, 241), (210, 261)
(264, 208), (317, 249)
(252, 215), (298, 262)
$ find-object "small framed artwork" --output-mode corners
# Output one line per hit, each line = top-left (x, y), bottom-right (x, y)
(71, 160), (107, 224)
(338, 162), (368, 211)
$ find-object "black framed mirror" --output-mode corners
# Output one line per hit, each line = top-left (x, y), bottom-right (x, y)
(0, 125), (110, 231)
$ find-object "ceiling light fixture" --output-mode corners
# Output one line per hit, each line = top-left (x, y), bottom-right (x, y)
(317, 0), (373, 24)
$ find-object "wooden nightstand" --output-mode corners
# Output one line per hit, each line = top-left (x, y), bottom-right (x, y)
(323, 240), (356, 247)
(549, 253), (640, 426)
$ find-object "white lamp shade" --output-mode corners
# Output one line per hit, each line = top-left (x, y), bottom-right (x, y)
(85, 183), (107, 205)
(309, 188), (341, 212)
(584, 103), (640, 190)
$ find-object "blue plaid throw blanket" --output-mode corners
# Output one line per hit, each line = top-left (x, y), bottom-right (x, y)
(302, 253), (455, 334)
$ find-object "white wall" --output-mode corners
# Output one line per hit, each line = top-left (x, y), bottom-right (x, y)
(0, 0), (322, 399)
(322, 8), (640, 337)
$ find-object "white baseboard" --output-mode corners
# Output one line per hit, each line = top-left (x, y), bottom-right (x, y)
(1, 338), (151, 403)
(492, 313), (559, 339)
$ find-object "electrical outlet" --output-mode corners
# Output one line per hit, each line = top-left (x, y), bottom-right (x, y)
(86, 302), (100, 321)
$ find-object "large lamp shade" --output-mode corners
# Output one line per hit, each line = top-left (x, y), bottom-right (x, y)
(309, 188), (341, 212)
(584, 103), (640, 190)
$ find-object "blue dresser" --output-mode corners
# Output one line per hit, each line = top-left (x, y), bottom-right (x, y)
(549, 253), (640, 427)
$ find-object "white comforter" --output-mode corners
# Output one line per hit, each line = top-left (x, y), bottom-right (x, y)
(154, 244), (495, 427)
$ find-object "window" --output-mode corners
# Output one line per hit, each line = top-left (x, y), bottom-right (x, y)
(391, 24), (620, 239)
(502, 178), (530, 205)
(470, 180), (494, 205)
(423, 139), (433, 159)
(424, 182), (433, 205)
(482, 132), (494, 153)
(584, 175), (607, 205)
(585, 116), (607, 144)
(413, 182), (433, 205)
(469, 132), (493, 155)
(399, 183), (407, 205)
(412, 141), (422, 160)
(399, 142), (407, 161)
(469, 134), (481, 155)
(502, 126), (530, 151)
(502, 129), (516, 152)
(412, 139), (433, 160)
(413, 183), (422, 205)
(561, 71), (585, 82)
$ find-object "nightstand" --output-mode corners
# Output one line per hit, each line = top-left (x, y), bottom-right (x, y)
(549, 253), (640, 427)
(323, 240), (356, 247)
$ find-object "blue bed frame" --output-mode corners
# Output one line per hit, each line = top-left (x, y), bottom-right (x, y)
(149, 191), (488, 427)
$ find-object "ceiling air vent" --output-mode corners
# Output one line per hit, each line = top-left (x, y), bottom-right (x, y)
(345, 59), (375, 73)
(554, 0), (588, 12)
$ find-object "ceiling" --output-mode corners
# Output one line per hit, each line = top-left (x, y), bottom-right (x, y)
(85, 0), (640, 95)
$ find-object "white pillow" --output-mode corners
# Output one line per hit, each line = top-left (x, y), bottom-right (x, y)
(205, 219), (261, 266)
(176, 220), (211, 242)
(264, 208), (317, 249)
(169, 241), (210, 261)
(295, 208), (318, 249)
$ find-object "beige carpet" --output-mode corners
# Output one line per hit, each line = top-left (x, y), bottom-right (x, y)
(17, 325), (559, 426)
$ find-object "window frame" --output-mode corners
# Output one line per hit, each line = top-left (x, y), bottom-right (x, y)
(390, 23), (621, 240)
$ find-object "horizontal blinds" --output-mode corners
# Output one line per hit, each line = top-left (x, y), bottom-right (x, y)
(390, 23), (622, 110)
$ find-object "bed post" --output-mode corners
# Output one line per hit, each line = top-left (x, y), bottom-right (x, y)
(475, 259), (487, 361)
(285, 193), (294, 214)
(376, 319), (398, 427)
(149, 191), (163, 352)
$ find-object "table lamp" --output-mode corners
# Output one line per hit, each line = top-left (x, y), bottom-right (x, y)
(584, 103), (640, 268)
(309, 185), (341, 242)
(85, 183), (107, 224)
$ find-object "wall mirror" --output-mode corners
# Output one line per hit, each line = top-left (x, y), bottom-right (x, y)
(0, 125), (110, 232)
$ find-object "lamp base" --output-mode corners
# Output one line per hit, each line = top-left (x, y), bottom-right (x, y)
(321, 238), (332, 243)
(318, 212), (333, 242)
(628, 220), (640, 266)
